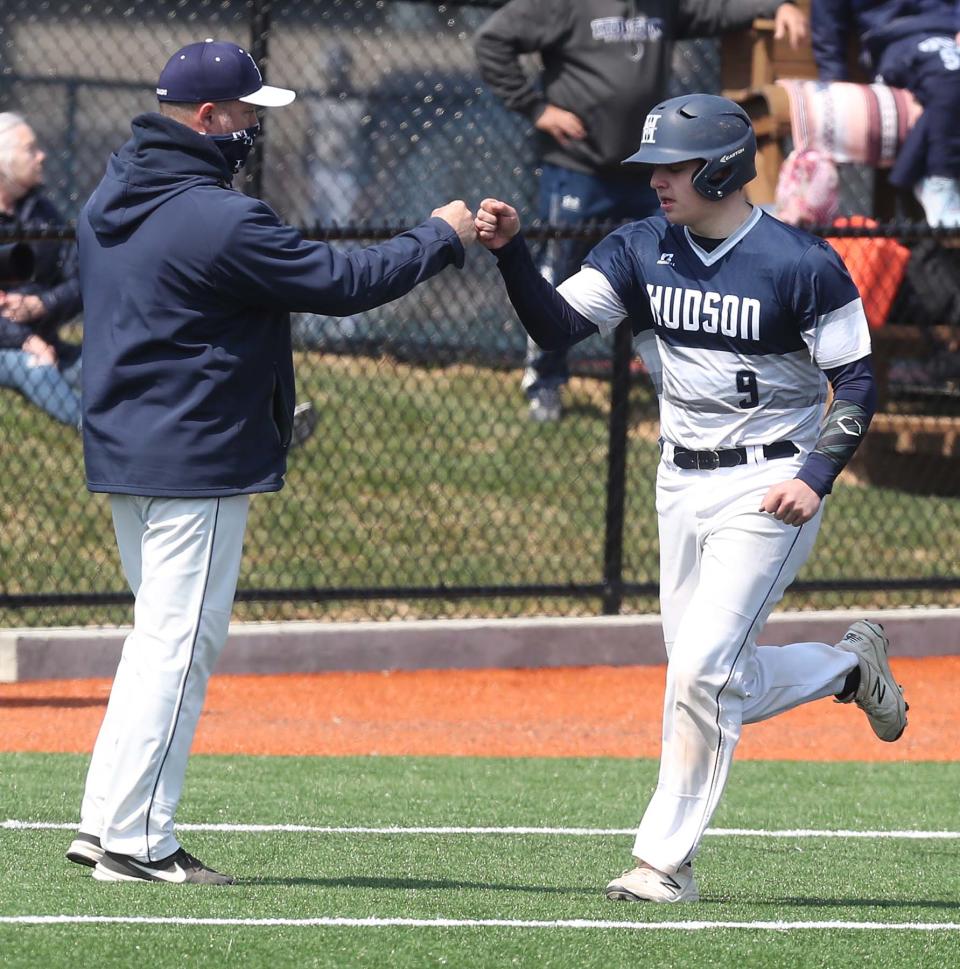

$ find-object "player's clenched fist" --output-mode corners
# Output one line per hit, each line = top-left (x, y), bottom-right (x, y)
(475, 198), (521, 251)
(431, 200), (477, 246)
(760, 478), (821, 527)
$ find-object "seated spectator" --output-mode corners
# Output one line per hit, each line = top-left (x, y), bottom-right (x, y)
(0, 111), (81, 428)
(811, 1), (960, 226)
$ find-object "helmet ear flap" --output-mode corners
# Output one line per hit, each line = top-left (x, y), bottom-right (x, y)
(690, 159), (714, 197)
(694, 162), (733, 200)
(689, 127), (757, 200)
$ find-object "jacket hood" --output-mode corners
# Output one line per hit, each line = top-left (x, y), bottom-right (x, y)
(84, 112), (232, 238)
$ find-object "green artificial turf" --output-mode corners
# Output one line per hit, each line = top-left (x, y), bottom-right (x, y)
(1, 753), (958, 968)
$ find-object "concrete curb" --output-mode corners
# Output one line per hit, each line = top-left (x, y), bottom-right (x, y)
(2, 608), (958, 682)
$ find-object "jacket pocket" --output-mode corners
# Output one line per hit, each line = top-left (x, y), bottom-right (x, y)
(271, 368), (293, 448)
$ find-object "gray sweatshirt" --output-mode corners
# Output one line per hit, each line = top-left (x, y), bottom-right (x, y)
(474, 0), (785, 176)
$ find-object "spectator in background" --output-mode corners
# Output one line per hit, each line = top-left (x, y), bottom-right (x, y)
(0, 112), (81, 428)
(811, 1), (960, 226)
(474, 0), (808, 422)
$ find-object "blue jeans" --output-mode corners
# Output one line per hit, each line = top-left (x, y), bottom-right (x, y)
(0, 346), (81, 427)
(525, 163), (659, 396)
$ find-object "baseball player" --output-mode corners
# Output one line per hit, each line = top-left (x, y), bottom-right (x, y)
(476, 94), (908, 903)
(65, 40), (475, 884)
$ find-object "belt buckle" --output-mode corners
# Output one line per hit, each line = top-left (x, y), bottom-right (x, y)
(695, 450), (720, 470)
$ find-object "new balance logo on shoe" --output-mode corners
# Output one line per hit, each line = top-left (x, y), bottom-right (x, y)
(660, 873), (682, 894)
(872, 677), (886, 705)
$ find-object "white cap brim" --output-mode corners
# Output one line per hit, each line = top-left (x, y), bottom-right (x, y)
(240, 84), (296, 107)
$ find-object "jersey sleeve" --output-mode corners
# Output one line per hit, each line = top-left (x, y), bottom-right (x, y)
(557, 267), (662, 395)
(556, 268), (628, 335)
(581, 226), (655, 337)
(793, 240), (871, 370)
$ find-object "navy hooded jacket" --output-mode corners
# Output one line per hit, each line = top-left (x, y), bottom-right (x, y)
(79, 113), (464, 498)
(812, 1), (960, 80)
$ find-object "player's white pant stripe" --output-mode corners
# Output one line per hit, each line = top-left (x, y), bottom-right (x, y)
(687, 522), (806, 868)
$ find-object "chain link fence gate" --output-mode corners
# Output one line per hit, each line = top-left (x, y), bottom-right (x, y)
(0, 0), (958, 627)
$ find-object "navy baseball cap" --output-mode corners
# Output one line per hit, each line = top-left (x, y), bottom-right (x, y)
(157, 39), (295, 106)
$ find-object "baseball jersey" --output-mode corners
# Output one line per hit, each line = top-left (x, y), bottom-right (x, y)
(557, 207), (871, 450)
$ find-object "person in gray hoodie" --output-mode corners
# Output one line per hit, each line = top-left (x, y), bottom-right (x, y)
(66, 39), (476, 885)
(475, 0), (807, 421)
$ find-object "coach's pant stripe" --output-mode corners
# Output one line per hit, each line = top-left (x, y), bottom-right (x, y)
(143, 497), (221, 862)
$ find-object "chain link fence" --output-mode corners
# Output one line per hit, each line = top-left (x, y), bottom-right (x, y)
(1, 0), (959, 627)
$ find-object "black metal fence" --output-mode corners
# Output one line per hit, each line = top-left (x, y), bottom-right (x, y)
(1, 0), (959, 627)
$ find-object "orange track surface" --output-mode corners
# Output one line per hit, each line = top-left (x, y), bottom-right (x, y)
(1, 657), (956, 760)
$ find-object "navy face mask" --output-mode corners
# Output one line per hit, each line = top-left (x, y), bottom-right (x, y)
(210, 123), (261, 174)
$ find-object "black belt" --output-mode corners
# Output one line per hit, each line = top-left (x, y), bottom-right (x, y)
(671, 440), (799, 471)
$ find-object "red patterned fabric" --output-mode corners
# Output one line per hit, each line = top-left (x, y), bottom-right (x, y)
(776, 79), (923, 167)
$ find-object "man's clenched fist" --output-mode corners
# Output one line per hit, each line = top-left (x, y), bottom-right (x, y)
(431, 200), (477, 246)
(475, 198), (521, 251)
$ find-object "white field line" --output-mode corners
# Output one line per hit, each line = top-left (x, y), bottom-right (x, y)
(1, 915), (959, 932)
(4, 819), (960, 839)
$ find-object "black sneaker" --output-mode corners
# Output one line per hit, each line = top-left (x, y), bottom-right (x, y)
(92, 847), (235, 885)
(66, 832), (104, 868)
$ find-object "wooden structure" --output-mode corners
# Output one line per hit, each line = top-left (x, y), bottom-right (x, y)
(719, 1), (906, 216)
(719, 3), (960, 494)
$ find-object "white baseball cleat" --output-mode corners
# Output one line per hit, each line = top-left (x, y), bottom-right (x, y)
(605, 861), (698, 903)
(834, 620), (908, 742)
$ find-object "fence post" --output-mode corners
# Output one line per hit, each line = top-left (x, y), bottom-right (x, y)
(247, 0), (273, 199)
(65, 80), (79, 210)
(601, 319), (632, 615)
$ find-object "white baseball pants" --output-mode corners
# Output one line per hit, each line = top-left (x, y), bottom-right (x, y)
(632, 454), (858, 875)
(79, 494), (249, 861)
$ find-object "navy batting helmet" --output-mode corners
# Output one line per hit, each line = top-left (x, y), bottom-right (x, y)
(622, 94), (756, 201)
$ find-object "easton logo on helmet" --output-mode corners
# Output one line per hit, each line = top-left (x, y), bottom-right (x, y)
(720, 148), (745, 163)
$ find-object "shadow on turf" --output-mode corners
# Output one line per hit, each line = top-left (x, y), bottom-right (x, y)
(246, 875), (595, 895)
(0, 697), (106, 708)
(769, 896), (959, 911)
